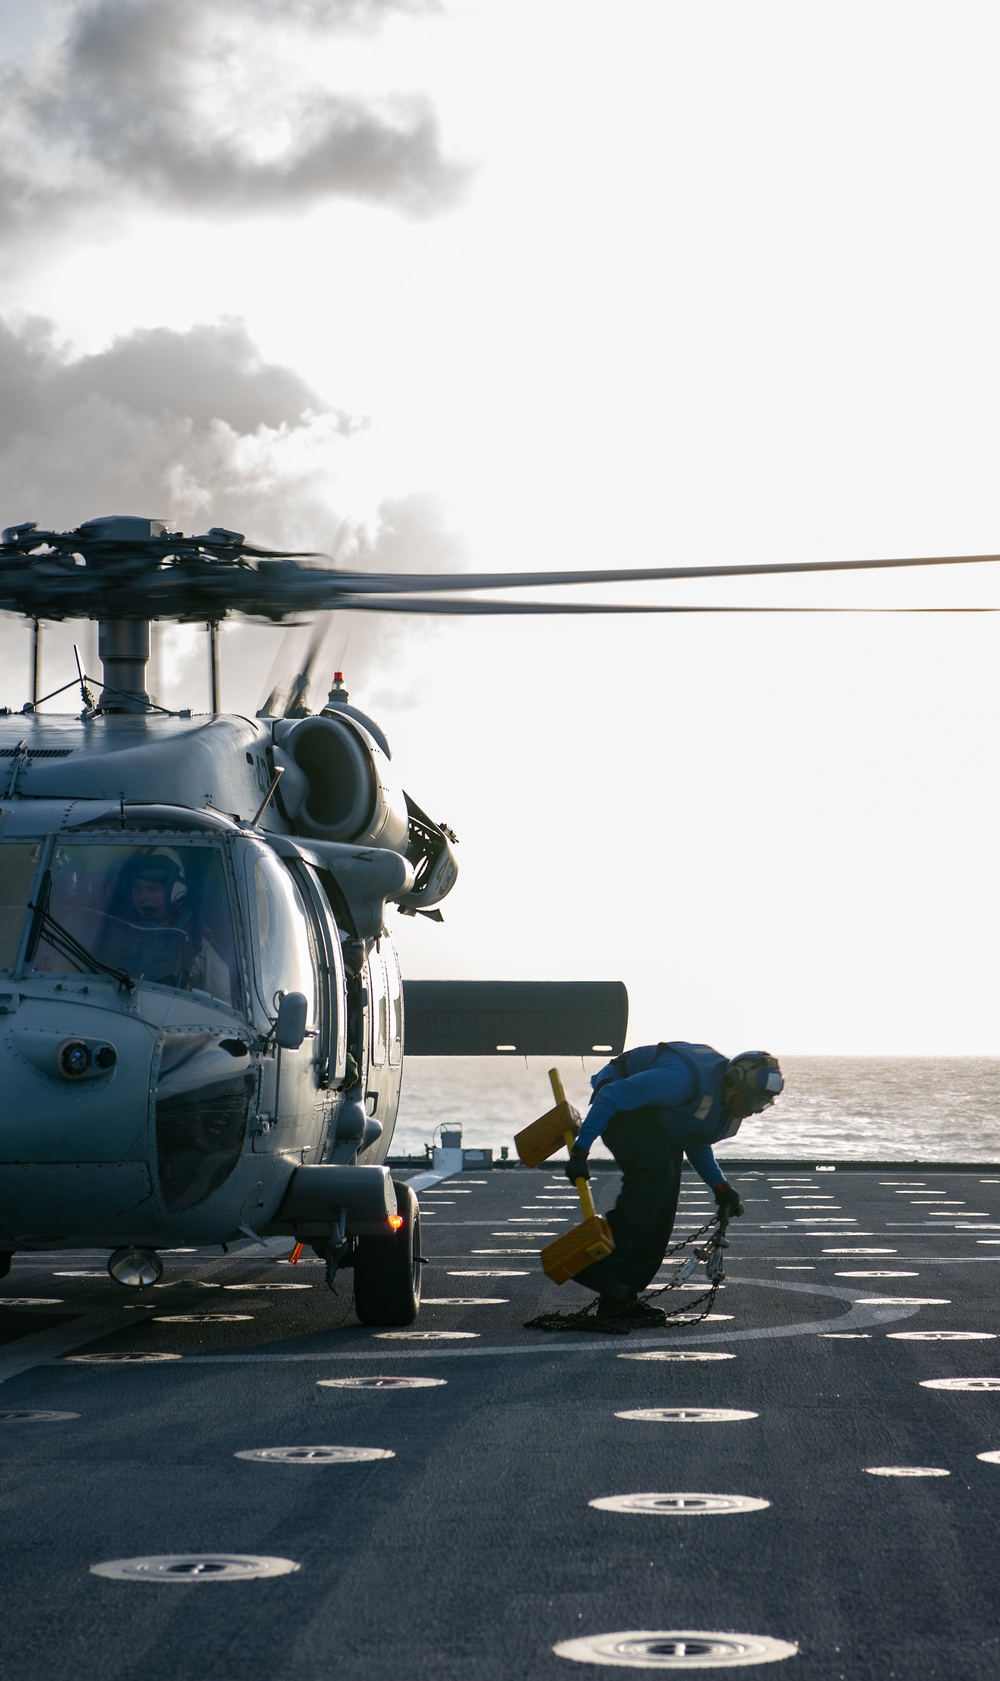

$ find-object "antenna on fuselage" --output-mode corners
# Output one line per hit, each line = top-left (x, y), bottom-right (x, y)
(209, 621), (221, 715)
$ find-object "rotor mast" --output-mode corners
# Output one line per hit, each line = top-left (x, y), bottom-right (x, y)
(84, 516), (160, 712)
(97, 617), (151, 711)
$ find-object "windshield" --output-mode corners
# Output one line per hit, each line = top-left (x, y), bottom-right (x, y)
(0, 843), (42, 972)
(29, 841), (240, 1007)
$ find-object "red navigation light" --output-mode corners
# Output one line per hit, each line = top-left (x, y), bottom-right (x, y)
(333, 671), (344, 683)
(388, 1213), (404, 1231)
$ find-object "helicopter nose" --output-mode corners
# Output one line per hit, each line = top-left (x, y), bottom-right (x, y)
(0, 1004), (158, 1239)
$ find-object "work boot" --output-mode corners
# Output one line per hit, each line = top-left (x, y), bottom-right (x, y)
(597, 1295), (666, 1326)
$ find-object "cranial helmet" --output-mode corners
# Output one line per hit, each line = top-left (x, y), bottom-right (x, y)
(723, 1051), (784, 1112)
(128, 846), (187, 906)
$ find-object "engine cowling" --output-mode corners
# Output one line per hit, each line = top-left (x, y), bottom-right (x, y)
(271, 715), (409, 851)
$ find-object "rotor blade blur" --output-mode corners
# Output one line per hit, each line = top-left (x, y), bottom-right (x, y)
(314, 551), (1000, 595)
(3, 520), (998, 623)
(315, 596), (1000, 615)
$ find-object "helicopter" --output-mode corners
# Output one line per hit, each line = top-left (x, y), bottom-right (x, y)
(0, 515), (992, 1323)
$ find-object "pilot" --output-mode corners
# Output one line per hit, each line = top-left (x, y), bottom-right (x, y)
(565, 1042), (784, 1324)
(109, 850), (232, 1003)
(128, 858), (183, 928)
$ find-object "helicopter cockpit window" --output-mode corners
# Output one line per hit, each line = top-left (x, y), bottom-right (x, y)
(29, 842), (239, 1007)
(0, 843), (42, 972)
(251, 852), (318, 1029)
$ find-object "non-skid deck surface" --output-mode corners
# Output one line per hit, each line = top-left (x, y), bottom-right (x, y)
(1, 1164), (998, 1678)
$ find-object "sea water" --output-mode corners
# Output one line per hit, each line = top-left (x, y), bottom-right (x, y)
(393, 1056), (1000, 1163)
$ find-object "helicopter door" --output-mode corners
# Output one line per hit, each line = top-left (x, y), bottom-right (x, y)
(363, 941), (403, 1157)
(248, 850), (322, 1156)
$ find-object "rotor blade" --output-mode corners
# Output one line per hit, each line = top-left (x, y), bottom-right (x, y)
(311, 551), (1000, 596)
(313, 595), (1000, 616)
(285, 619), (330, 714)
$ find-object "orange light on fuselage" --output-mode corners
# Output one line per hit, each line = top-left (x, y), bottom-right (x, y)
(388, 1213), (404, 1231)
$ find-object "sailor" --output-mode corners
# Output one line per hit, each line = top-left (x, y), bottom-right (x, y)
(106, 849), (233, 1002)
(566, 1042), (783, 1323)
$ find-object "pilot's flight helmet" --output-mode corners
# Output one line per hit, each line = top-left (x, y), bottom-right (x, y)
(125, 846), (188, 907)
(723, 1051), (784, 1113)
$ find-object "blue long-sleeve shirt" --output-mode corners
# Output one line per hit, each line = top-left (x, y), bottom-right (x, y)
(576, 1045), (737, 1188)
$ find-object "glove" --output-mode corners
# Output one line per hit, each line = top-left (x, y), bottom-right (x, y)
(714, 1180), (744, 1219)
(565, 1144), (591, 1185)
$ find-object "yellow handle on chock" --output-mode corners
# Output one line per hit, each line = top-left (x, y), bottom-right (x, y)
(549, 1066), (598, 1222)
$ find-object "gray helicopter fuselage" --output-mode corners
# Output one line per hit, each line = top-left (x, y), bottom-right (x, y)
(0, 711), (408, 1256)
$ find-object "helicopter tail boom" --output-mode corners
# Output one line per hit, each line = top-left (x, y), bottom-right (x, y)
(402, 980), (628, 1057)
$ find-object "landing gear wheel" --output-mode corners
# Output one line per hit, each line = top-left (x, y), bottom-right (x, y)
(354, 1181), (421, 1326)
(0, 1252), (11, 1279)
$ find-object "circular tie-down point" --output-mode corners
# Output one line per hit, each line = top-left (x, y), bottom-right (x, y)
(90, 1553), (300, 1583)
(64, 1352), (183, 1364)
(920, 1376), (1000, 1391)
(153, 1314), (254, 1323)
(864, 1466), (950, 1477)
(374, 1330), (479, 1340)
(888, 1331), (996, 1341)
(553, 1629), (797, 1668)
(619, 1352), (735, 1364)
(855, 1297), (950, 1306)
(615, 1408), (758, 1424)
(234, 1445), (394, 1464)
(492, 1233), (554, 1240)
(0, 1409), (80, 1423)
(420, 1297), (508, 1306)
(835, 1271), (917, 1279)
(222, 1283), (313, 1291)
(665, 1313), (733, 1323)
(589, 1493), (770, 1516)
(0, 1298), (64, 1306)
(317, 1376), (447, 1390)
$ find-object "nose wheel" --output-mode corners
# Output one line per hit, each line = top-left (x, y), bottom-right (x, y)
(354, 1181), (422, 1326)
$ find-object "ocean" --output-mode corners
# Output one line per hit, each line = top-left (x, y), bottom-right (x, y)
(392, 1055), (1000, 1163)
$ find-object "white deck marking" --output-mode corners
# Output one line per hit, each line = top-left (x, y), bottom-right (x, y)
(50, 1278), (922, 1366)
(834, 1270), (917, 1278)
(399, 1171), (451, 1193)
(589, 1493), (770, 1515)
(865, 1466), (949, 1477)
(0, 1307), (143, 1384)
(553, 1627), (798, 1667)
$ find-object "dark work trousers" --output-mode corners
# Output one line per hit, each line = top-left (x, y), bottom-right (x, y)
(572, 1108), (683, 1301)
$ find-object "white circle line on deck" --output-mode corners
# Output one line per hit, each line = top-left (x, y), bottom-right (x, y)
(41, 1278), (922, 1365)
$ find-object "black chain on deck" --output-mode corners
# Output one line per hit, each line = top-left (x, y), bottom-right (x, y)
(524, 1212), (730, 1334)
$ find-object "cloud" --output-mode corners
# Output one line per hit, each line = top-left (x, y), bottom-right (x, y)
(0, 0), (465, 242)
(0, 313), (467, 710)
(0, 313), (351, 543)
(327, 492), (469, 574)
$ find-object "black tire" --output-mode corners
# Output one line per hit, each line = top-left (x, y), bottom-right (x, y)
(0, 1252), (11, 1279)
(354, 1181), (421, 1326)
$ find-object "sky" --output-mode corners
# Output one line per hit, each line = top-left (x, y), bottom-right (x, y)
(0, 0), (998, 1054)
